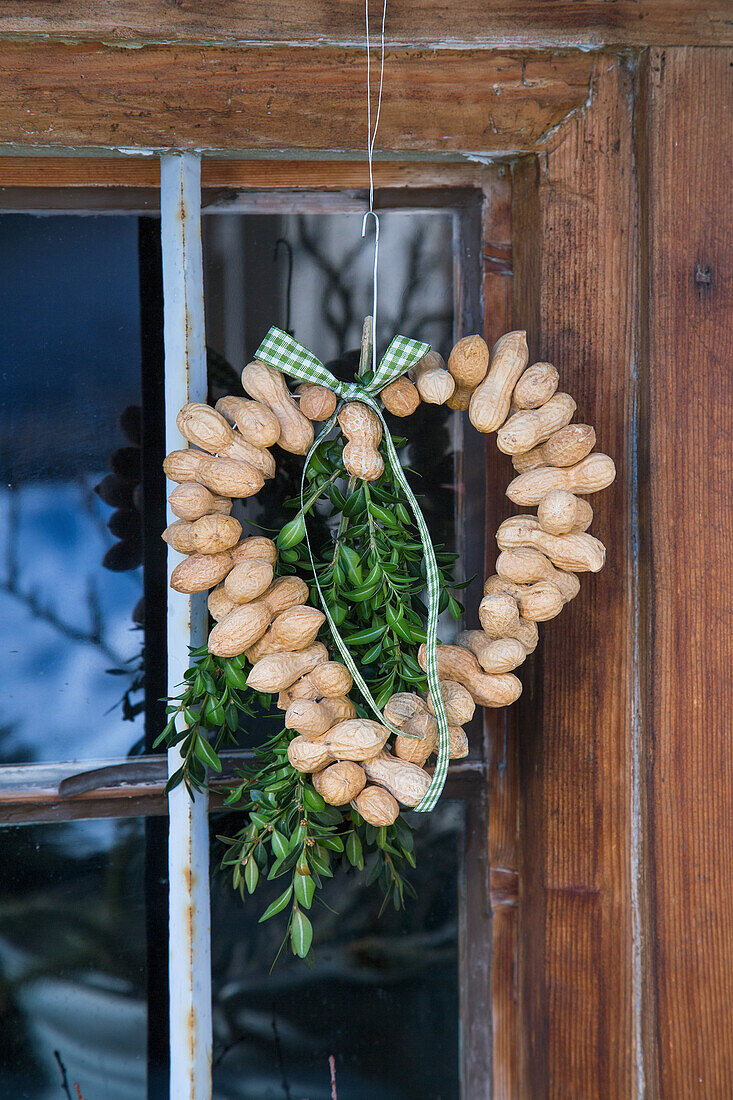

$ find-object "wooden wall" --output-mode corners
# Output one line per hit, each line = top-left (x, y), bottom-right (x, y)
(0, 6), (730, 1095)
(510, 45), (733, 1098)
(0, 44), (592, 154)
(0, 0), (728, 47)
(513, 54), (640, 1097)
(639, 47), (733, 1096)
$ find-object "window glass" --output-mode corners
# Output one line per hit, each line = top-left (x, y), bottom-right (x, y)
(0, 216), (148, 762)
(204, 210), (463, 1097)
(202, 209), (465, 745)
(211, 803), (461, 1100)
(0, 817), (158, 1099)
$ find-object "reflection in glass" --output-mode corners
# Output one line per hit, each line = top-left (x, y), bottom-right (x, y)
(211, 803), (461, 1100)
(204, 209), (456, 555)
(204, 211), (454, 368)
(0, 818), (151, 1099)
(0, 216), (146, 763)
(203, 210), (463, 750)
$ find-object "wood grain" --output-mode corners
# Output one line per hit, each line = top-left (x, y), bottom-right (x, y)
(0, 157), (500, 192)
(512, 54), (639, 1096)
(0, 0), (728, 47)
(0, 43), (592, 153)
(481, 171), (525, 1098)
(641, 47), (733, 1097)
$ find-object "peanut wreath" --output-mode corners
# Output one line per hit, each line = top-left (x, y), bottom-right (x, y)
(159, 326), (615, 960)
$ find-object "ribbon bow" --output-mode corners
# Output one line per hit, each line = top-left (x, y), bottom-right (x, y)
(255, 326), (450, 813)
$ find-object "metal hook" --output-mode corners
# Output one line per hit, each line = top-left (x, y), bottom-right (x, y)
(361, 209), (380, 242)
(273, 237), (294, 335)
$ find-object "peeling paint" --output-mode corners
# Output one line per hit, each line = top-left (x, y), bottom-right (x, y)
(161, 152), (213, 1100)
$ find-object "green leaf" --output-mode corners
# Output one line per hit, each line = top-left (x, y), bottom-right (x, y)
(329, 486), (348, 510)
(290, 907), (313, 958)
(341, 487), (365, 517)
(258, 884), (293, 922)
(375, 680), (398, 708)
(368, 501), (398, 527)
(294, 870), (315, 908)
(339, 545), (363, 585)
(308, 450), (330, 476)
(153, 721), (175, 749)
(362, 561), (382, 588)
(388, 615), (413, 643)
(244, 857), (259, 893)
(271, 830), (289, 860)
(223, 785), (245, 805)
(345, 832), (363, 868)
(204, 698), (226, 726)
(165, 765), (185, 793)
(193, 735), (222, 772)
(392, 816), (413, 851)
(348, 581), (381, 603)
(224, 663), (249, 691)
(448, 596), (463, 620)
(277, 512), (306, 549)
(318, 834), (344, 852)
(342, 623), (386, 646)
(308, 849), (332, 877)
(362, 638), (383, 664)
(385, 603), (403, 629)
(302, 786), (326, 812)
(325, 600), (348, 625)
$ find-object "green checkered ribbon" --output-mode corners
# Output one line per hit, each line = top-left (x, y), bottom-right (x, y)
(255, 325), (450, 813)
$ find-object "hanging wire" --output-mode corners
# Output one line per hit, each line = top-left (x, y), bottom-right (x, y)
(362, 0), (388, 373)
(273, 237), (294, 335)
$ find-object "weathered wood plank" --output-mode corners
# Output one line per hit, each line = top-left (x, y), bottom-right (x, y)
(512, 54), (639, 1096)
(0, 44), (593, 153)
(0, 0), (728, 47)
(641, 46), (733, 1097)
(0, 157), (496, 191)
(481, 170), (523, 1099)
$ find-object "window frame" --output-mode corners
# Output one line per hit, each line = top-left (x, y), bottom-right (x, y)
(0, 152), (513, 1100)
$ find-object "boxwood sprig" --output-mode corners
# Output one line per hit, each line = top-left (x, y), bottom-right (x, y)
(276, 434), (467, 706)
(219, 731), (416, 962)
(155, 643), (271, 797)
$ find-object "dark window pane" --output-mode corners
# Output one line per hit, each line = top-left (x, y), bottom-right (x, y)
(204, 209), (457, 592)
(211, 803), (461, 1100)
(202, 210), (484, 751)
(0, 817), (158, 1099)
(0, 216), (149, 762)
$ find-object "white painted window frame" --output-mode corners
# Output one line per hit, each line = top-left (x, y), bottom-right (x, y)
(161, 152), (213, 1099)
